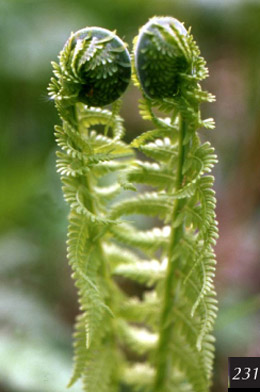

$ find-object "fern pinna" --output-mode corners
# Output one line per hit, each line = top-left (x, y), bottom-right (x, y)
(49, 17), (218, 392)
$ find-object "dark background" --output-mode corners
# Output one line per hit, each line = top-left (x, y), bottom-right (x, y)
(1, 0), (260, 391)
(229, 357), (260, 388)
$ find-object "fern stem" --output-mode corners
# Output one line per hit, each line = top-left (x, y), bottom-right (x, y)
(154, 116), (187, 392)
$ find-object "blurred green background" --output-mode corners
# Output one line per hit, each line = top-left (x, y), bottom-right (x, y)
(1, 0), (260, 391)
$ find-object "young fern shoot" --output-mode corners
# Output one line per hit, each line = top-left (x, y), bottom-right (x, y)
(112, 17), (218, 392)
(48, 27), (134, 390)
(48, 16), (218, 392)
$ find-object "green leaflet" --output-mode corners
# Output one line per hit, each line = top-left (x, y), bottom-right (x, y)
(69, 314), (118, 389)
(122, 363), (154, 392)
(113, 258), (165, 287)
(140, 138), (178, 162)
(119, 160), (176, 189)
(78, 105), (126, 139)
(49, 17), (218, 392)
(111, 222), (170, 254)
(68, 313), (88, 387)
(82, 341), (119, 392)
(110, 192), (173, 219)
(119, 292), (160, 325)
(117, 319), (158, 355)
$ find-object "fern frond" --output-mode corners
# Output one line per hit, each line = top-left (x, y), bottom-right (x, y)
(110, 192), (172, 219)
(104, 243), (143, 267)
(50, 25), (133, 392)
(67, 214), (111, 349)
(111, 223), (170, 254)
(92, 159), (133, 176)
(113, 258), (165, 287)
(68, 313), (87, 387)
(82, 341), (118, 392)
(119, 160), (176, 190)
(140, 138), (178, 162)
(170, 333), (209, 392)
(122, 363), (154, 392)
(119, 292), (160, 325)
(131, 127), (177, 148)
(87, 130), (133, 156)
(56, 151), (89, 177)
(117, 16), (218, 392)
(93, 183), (121, 201)
(50, 17), (218, 392)
(78, 106), (125, 139)
(117, 320), (158, 355)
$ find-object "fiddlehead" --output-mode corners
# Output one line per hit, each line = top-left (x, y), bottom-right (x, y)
(111, 17), (218, 392)
(49, 26), (131, 108)
(48, 27), (134, 391)
(49, 17), (218, 392)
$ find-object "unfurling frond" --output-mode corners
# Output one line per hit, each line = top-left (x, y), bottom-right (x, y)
(116, 15), (218, 392)
(49, 16), (217, 392)
(49, 25), (133, 392)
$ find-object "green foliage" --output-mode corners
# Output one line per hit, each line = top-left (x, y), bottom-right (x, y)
(49, 27), (131, 107)
(49, 17), (217, 392)
(49, 26), (135, 392)
(123, 16), (218, 392)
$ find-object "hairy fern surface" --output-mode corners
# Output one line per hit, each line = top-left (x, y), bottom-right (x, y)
(111, 17), (218, 392)
(49, 17), (218, 392)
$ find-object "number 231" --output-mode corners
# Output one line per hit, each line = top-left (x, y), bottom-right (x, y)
(232, 367), (258, 380)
